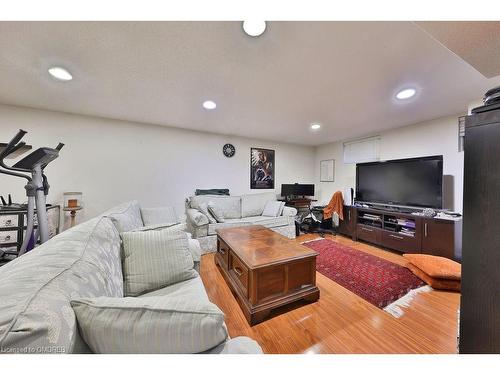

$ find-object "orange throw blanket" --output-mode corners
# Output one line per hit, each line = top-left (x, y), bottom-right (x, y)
(323, 191), (344, 220)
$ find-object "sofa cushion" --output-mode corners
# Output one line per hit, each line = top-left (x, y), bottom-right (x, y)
(207, 216), (294, 235)
(243, 215), (295, 226)
(208, 220), (252, 235)
(104, 201), (144, 233)
(130, 222), (186, 232)
(0, 217), (123, 353)
(140, 206), (179, 226)
(121, 228), (198, 296)
(208, 202), (225, 223)
(71, 296), (228, 353)
(140, 276), (209, 301)
(241, 192), (276, 217)
(262, 201), (285, 217)
(190, 195), (241, 219)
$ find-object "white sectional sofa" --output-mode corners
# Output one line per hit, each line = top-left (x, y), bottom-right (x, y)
(185, 192), (297, 253)
(0, 201), (262, 354)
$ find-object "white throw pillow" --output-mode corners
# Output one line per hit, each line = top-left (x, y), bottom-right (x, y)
(262, 201), (284, 217)
(71, 296), (228, 354)
(198, 202), (217, 224)
(208, 202), (225, 223)
(121, 227), (198, 296)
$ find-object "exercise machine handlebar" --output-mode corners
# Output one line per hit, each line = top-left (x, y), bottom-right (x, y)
(0, 129), (27, 159)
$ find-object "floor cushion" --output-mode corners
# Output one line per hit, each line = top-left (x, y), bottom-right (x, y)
(406, 263), (461, 292)
(403, 253), (461, 280)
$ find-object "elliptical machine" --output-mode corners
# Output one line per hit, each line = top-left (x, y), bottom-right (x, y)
(0, 130), (63, 256)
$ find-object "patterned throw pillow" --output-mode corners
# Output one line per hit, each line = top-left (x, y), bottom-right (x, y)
(121, 228), (198, 296)
(208, 202), (225, 223)
(198, 202), (217, 224)
(71, 296), (228, 353)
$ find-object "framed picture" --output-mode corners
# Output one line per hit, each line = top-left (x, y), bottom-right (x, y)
(250, 148), (275, 189)
(320, 159), (335, 182)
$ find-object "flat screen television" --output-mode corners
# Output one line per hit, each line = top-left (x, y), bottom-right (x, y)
(356, 155), (443, 209)
(281, 184), (315, 197)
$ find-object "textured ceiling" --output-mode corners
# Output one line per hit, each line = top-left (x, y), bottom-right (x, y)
(417, 21), (500, 78)
(0, 21), (499, 146)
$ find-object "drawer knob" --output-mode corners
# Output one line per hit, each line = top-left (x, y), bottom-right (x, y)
(233, 267), (243, 276)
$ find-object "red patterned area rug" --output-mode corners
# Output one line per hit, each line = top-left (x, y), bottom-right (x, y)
(302, 238), (430, 317)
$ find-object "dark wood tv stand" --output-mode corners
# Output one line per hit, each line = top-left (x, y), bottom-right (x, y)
(337, 205), (462, 261)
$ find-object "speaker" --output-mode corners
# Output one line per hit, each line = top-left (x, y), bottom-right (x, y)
(344, 187), (354, 206)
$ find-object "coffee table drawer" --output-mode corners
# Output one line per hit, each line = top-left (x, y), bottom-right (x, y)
(229, 252), (249, 297)
(217, 238), (230, 269)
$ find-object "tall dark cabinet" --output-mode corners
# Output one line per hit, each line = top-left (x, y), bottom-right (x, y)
(460, 104), (500, 353)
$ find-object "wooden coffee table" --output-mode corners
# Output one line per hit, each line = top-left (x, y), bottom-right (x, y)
(215, 225), (320, 326)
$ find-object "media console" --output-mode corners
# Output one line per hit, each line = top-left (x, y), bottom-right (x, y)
(337, 205), (462, 261)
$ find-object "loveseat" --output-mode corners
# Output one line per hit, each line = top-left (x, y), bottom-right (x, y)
(0, 201), (262, 354)
(185, 192), (297, 253)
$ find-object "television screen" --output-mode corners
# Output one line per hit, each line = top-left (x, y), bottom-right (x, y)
(281, 184), (315, 197)
(356, 156), (443, 209)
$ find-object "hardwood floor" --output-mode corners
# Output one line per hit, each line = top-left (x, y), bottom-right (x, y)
(200, 233), (460, 354)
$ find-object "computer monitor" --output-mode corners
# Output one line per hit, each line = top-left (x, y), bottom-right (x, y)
(281, 184), (315, 197)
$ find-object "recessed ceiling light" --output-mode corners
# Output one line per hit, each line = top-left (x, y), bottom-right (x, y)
(311, 123), (321, 130)
(202, 100), (217, 110)
(48, 66), (73, 81)
(242, 21), (267, 37)
(396, 88), (416, 100)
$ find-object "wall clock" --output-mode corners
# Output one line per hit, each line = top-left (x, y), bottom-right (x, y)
(223, 143), (236, 157)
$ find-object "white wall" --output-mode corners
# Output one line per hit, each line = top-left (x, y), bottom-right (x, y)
(315, 114), (465, 212)
(0, 104), (315, 221)
(0, 103), (466, 223)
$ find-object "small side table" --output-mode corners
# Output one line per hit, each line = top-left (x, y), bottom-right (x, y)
(63, 206), (82, 228)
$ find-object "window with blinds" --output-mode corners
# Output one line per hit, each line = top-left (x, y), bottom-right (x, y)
(343, 136), (381, 164)
(458, 116), (465, 152)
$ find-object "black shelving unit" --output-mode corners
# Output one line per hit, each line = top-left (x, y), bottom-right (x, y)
(0, 205), (60, 265)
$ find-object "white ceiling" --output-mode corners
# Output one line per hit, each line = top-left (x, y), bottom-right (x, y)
(1, 21), (500, 146)
(417, 21), (500, 78)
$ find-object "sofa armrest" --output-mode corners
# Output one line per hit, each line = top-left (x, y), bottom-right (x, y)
(186, 208), (209, 226)
(188, 238), (202, 263)
(282, 206), (297, 217)
(206, 337), (263, 354)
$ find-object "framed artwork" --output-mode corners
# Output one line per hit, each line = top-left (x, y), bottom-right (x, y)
(320, 159), (335, 182)
(250, 148), (275, 189)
